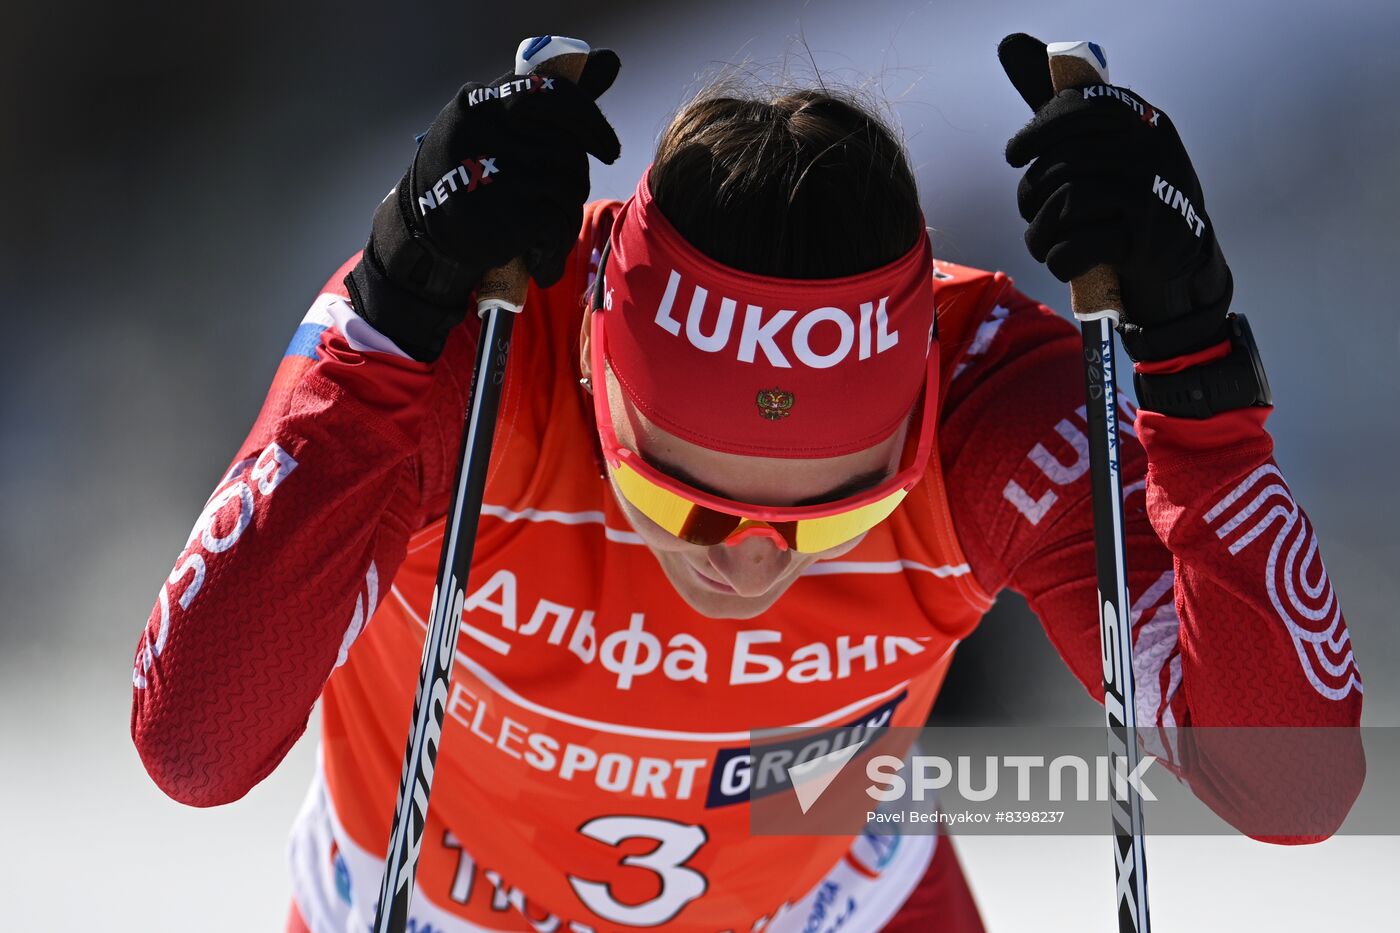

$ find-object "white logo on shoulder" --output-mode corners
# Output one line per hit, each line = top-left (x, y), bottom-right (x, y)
(1204, 464), (1362, 701)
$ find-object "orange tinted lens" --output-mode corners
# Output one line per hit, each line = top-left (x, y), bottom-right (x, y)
(679, 508), (746, 546)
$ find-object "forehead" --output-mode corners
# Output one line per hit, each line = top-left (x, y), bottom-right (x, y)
(602, 363), (903, 507)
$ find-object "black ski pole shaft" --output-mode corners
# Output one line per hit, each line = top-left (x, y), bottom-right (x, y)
(372, 304), (515, 933)
(371, 37), (590, 933)
(1046, 39), (1152, 933)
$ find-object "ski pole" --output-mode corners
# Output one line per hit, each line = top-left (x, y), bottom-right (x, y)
(371, 36), (591, 933)
(1045, 39), (1152, 933)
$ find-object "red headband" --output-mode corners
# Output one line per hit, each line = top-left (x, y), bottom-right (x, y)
(601, 168), (937, 458)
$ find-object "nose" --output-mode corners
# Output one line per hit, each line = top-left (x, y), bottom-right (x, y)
(705, 531), (793, 597)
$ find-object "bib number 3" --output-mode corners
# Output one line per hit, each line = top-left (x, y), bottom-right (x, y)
(567, 816), (708, 926)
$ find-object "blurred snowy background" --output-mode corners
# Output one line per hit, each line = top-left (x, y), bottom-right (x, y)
(2, 0), (1397, 928)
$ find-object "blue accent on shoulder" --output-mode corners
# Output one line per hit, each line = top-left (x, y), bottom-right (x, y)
(333, 852), (352, 904)
(522, 35), (553, 61)
(414, 131), (427, 145)
(283, 322), (328, 360)
(1088, 42), (1107, 69)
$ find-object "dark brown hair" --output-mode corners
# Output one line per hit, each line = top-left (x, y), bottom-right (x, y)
(649, 86), (922, 279)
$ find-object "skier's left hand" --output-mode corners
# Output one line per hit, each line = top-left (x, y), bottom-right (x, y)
(997, 33), (1233, 361)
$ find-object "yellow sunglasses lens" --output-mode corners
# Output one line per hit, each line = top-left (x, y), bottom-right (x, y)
(790, 489), (908, 552)
(612, 462), (709, 536)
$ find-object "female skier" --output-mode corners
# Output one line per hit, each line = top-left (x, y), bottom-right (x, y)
(131, 34), (1362, 932)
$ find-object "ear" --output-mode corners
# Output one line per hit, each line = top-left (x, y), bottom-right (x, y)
(578, 307), (594, 390)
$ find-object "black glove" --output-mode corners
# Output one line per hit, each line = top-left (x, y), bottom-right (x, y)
(997, 33), (1232, 362)
(346, 49), (621, 361)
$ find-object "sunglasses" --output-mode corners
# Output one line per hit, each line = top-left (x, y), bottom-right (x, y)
(588, 284), (938, 554)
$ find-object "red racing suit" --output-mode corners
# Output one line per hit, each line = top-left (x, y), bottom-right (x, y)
(131, 200), (1363, 932)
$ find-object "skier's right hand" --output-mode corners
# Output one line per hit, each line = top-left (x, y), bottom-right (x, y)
(346, 49), (622, 362)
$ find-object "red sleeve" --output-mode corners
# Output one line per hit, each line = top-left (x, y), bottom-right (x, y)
(937, 283), (1364, 838)
(130, 199), (619, 808)
(129, 254), (462, 807)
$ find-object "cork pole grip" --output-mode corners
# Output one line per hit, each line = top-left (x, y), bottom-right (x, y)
(1048, 49), (1125, 323)
(474, 52), (589, 311)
